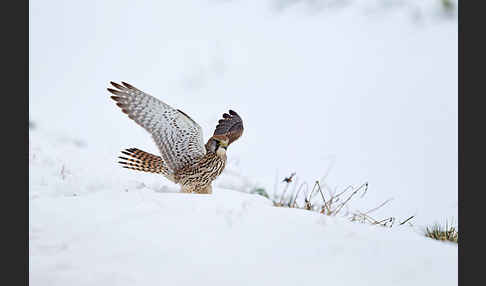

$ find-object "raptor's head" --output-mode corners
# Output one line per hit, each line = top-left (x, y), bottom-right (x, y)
(206, 135), (230, 155)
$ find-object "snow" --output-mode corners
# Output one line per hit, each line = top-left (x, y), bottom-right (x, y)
(30, 0), (457, 285)
(30, 119), (456, 285)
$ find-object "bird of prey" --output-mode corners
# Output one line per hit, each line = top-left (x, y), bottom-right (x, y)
(108, 81), (243, 194)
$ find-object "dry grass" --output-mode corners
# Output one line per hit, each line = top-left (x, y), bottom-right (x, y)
(268, 172), (414, 228)
(424, 221), (458, 243)
(253, 172), (458, 241)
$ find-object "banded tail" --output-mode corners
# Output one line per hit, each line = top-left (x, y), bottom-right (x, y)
(118, 148), (175, 182)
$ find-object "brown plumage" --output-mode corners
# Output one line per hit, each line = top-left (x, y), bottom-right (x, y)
(108, 81), (244, 194)
(213, 110), (244, 145)
(118, 148), (174, 181)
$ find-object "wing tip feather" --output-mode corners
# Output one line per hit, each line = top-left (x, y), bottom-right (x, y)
(121, 81), (135, 89)
(107, 88), (123, 95)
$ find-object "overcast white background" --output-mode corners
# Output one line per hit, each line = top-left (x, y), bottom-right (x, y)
(29, 0), (457, 226)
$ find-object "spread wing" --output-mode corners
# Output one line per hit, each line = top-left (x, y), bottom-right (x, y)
(213, 110), (244, 145)
(108, 81), (206, 173)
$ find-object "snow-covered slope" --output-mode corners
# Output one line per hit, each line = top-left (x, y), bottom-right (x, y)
(29, 127), (457, 286)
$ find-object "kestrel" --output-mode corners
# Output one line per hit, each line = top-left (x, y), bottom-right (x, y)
(108, 81), (244, 194)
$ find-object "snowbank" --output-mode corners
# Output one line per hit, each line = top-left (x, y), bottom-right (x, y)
(29, 128), (456, 286)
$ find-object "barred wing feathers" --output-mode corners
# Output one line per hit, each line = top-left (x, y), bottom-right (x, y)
(108, 81), (206, 173)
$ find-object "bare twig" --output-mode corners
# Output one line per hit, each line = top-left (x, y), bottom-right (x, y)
(306, 181), (318, 203)
(292, 182), (308, 208)
(365, 198), (394, 214)
(315, 181), (332, 215)
(399, 215), (415, 225)
(333, 183), (368, 215)
(279, 182), (290, 205)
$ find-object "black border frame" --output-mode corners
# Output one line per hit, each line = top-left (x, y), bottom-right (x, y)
(5, 0), (28, 285)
